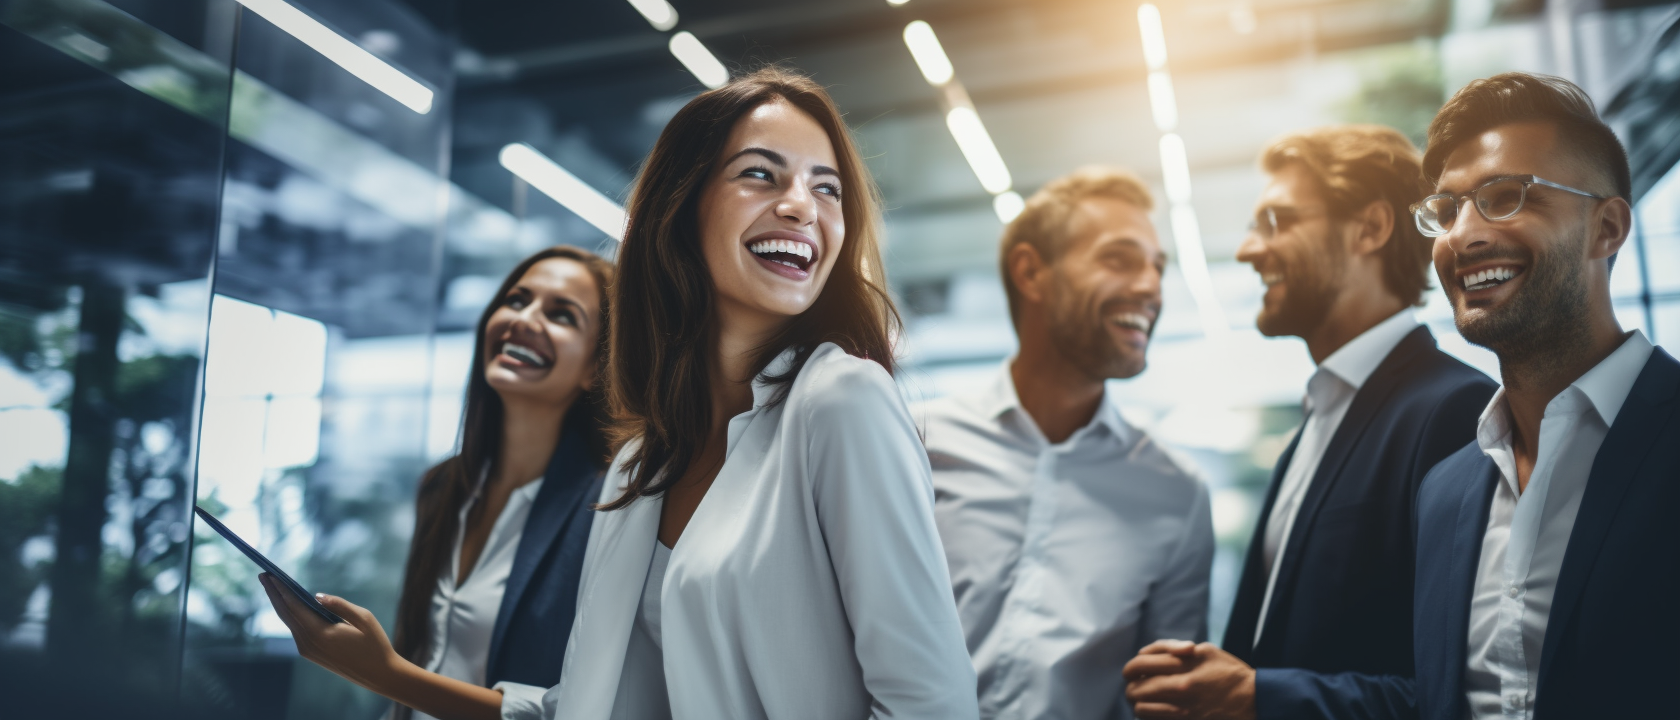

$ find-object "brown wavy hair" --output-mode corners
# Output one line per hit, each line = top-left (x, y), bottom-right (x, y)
(1261, 125), (1433, 306)
(599, 66), (898, 510)
(389, 246), (614, 719)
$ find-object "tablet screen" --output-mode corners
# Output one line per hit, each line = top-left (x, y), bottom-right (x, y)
(193, 505), (344, 624)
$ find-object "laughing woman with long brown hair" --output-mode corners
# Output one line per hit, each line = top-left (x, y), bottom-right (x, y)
(544, 67), (977, 719)
(261, 246), (613, 720)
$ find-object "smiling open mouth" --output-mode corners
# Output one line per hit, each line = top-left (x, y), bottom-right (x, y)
(501, 342), (551, 368)
(748, 239), (814, 272)
(1462, 266), (1521, 292)
(1111, 312), (1154, 334)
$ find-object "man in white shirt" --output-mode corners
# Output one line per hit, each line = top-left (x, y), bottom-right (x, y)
(1404, 72), (1677, 720)
(1122, 126), (1494, 720)
(917, 167), (1215, 720)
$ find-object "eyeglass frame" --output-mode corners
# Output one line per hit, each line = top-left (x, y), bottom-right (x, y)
(1409, 174), (1607, 238)
(1245, 205), (1329, 240)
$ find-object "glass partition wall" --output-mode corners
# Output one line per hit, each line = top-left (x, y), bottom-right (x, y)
(0, 0), (463, 717)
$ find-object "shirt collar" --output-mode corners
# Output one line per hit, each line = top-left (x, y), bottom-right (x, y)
(1572, 330), (1654, 427)
(750, 345), (802, 408)
(1317, 310), (1420, 391)
(986, 359), (1136, 448)
(1475, 330), (1655, 452)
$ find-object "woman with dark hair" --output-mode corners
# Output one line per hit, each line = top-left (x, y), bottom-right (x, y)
(261, 246), (614, 720)
(546, 67), (977, 719)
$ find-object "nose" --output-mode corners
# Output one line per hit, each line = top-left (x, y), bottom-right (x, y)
(511, 299), (545, 331)
(775, 181), (817, 226)
(1441, 197), (1493, 256)
(1235, 231), (1265, 267)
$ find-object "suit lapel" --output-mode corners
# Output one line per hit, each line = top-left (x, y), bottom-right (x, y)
(1256, 327), (1433, 653)
(1443, 458), (1499, 718)
(1225, 428), (1300, 661)
(487, 427), (602, 680)
(552, 472), (661, 718)
(1536, 350), (1680, 693)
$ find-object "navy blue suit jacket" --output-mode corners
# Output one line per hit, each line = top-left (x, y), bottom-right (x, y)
(483, 426), (605, 688)
(1225, 326), (1495, 720)
(1414, 347), (1680, 720)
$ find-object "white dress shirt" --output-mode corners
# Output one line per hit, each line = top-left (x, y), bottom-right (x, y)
(1253, 309), (1419, 645)
(544, 343), (979, 720)
(1462, 331), (1653, 720)
(415, 477), (548, 720)
(917, 363), (1214, 720)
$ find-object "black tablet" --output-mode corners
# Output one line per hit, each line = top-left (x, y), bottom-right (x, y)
(193, 505), (344, 625)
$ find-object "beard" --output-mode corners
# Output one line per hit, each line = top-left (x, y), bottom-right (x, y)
(1043, 278), (1150, 381)
(1451, 238), (1591, 367)
(1255, 230), (1345, 338)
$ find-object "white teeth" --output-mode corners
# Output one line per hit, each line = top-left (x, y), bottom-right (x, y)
(1111, 312), (1153, 333)
(1462, 266), (1518, 289)
(748, 239), (813, 263)
(502, 342), (550, 367)
(1261, 273), (1284, 287)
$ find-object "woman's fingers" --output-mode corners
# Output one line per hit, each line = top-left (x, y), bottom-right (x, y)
(259, 574), (302, 629)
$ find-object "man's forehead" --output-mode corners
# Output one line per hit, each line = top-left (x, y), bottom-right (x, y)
(1257, 163), (1322, 207)
(1436, 122), (1560, 191)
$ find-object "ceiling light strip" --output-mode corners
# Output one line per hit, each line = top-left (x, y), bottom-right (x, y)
(669, 31), (729, 89)
(627, 0), (679, 31)
(902, 20), (1018, 222)
(234, 0), (433, 114)
(499, 143), (627, 241)
(1138, 3), (1227, 338)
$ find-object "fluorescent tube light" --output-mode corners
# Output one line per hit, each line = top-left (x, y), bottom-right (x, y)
(627, 0), (678, 31)
(903, 21), (955, 86)
(235, 0), (433, 114)
(946, 106), (1012, 195)
(1147, 70), (1178, 131)
(993, 190), (1025, 223)
(499, 143), (627, 241)
(1138, 4), (1168, 71)
(1169, 205), (1229, 337)
(669, 31), (729, 89)
(1159, 133), (1192, 205)
(887, 0), (911, 5)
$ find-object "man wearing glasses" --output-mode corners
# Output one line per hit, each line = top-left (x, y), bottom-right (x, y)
(1408, 73), (1677, 720)
(1123, 126), (1495, 719)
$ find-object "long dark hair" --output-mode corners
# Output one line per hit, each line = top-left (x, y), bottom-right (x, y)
(600, 66), (899, 510)
(389, 246), (614, 709)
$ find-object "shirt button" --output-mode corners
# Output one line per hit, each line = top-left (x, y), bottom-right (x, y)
(1508, 694), (1524, 709)
(1507, 585), (1520, 598)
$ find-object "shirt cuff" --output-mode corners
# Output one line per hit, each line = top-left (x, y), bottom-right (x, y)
(492, 681), (548, 720)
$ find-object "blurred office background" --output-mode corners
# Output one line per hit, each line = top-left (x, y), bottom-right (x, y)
(0, 0), (1676, 717)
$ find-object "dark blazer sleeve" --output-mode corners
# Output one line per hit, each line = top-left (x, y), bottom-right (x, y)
(1255, 669), (1415, 720)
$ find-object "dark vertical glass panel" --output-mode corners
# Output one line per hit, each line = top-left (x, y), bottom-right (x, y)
(178, 2), (456, 719)
(0, 0), (232, 715)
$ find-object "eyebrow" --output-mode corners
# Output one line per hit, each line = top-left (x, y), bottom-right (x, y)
(724, 147), (841, 180)
(1438, 173), (1527, 194)
(1104, 236), (1168, 267)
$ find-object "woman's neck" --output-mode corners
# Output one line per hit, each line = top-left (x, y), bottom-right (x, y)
(710, 306), (780, 426)
(494, 394), (570, 488)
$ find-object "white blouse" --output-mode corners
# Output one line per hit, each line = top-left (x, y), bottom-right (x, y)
(414, 477), (548, 720)
(544, 343), (979, 720)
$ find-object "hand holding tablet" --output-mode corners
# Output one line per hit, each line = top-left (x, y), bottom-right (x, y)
(193, 505), (344, 624)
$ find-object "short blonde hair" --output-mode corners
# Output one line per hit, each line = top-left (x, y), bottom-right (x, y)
(999, 166), (1155, 325)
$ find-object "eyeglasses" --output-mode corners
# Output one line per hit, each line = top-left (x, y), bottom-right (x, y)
(1411, 175), (1605, 238)
(1246, 206), (1326, 240)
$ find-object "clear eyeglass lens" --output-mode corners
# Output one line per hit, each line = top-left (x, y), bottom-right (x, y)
(1417, 195), (1455, 235)
(1477, 179), (1527, 220)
